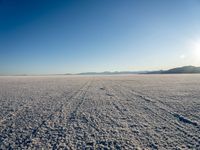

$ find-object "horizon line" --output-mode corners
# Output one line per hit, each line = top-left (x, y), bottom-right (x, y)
(0, 65), (199, 76)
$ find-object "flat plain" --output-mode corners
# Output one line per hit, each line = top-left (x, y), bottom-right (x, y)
(0, 75), (200, 149)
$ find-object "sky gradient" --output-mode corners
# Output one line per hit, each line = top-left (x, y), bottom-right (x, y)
(0, 0), (200, 75)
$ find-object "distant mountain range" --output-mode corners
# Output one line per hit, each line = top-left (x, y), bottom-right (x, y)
(73, 66), (200, 75)
(1, 66), (200, 76)
(147, 66), (200, 74)
(77, 71), (147, 75)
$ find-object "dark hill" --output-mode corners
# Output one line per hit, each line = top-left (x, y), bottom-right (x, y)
(165, 66), (200, 74)
(147, 66), (200, 74)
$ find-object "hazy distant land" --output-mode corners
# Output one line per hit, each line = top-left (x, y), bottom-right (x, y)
(74, 66), (200, 75)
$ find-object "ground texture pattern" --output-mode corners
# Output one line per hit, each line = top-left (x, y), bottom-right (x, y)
(0, 75), (200, 149)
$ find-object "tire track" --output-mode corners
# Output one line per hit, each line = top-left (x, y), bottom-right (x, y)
(105, 81), (178, 148)
(28, 80), (91, 149)
(100, 80), (143, 149)
(26, 80), (92, 149)
(61, 79), (93, 149)
(0, 80), (90, 149)
(109, 80), (200, 149)
(49, 80), (93, 149)
(67, 80), (92, 122)
(117, 80), (200, 124)
(114, 81), (200, 130)
(67, 79), (139, 149)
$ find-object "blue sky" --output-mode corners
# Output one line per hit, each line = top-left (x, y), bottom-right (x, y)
(0, 0), (200, 74)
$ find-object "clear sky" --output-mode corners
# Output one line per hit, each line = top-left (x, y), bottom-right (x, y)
(0, 0), (200, 75)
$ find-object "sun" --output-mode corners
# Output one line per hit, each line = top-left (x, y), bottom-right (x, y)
(194, 44), (200, 58)
(189, 38), (200, 65)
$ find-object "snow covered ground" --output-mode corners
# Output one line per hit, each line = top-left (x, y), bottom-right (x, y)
(0, 75), (200, 149)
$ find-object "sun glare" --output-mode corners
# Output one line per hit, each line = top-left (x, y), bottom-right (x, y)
(189, 38), (200, 65)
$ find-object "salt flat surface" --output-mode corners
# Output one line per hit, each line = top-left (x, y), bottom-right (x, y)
(0, 75), (200, 149)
